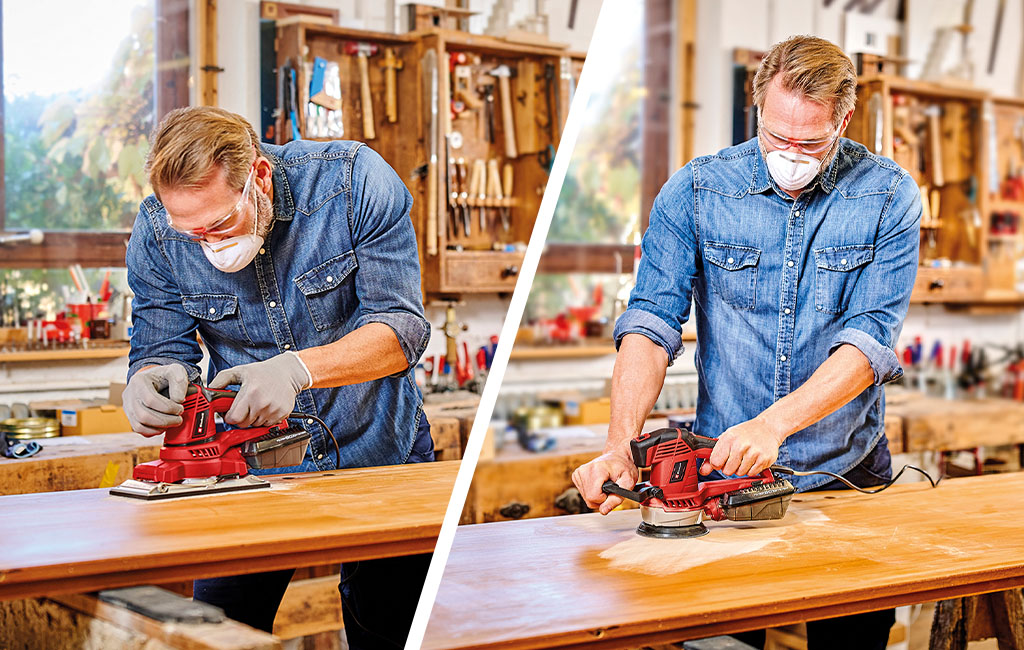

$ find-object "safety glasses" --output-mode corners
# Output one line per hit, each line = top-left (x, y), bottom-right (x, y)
(166, 167), (256, 239)
(758, 120), (840, 155)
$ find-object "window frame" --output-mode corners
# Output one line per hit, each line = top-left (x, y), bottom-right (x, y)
(0, 0), (215, 269)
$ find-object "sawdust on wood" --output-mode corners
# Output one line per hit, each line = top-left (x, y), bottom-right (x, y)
(598, 509), (830, 577)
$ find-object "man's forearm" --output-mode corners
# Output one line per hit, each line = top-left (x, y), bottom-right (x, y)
(759, 343), (874, 441)
(605, 334), (670, 457)
(297, 322), (409, 388)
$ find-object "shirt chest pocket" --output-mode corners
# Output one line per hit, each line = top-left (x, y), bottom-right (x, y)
(181, 294), (254, 346)
(294, 251), (359, 332)
(703, 241), (761, 311)
(814, 244), (874, 314)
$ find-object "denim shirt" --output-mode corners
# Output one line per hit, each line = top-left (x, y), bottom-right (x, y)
(126, 140), (430, 471)
(614, 137), (921, 490)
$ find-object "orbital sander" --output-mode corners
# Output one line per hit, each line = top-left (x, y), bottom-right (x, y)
(602, 427), (795, 539)
(111, 383), (337, 500)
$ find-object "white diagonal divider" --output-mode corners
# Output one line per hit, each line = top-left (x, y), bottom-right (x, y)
(405, 2), (619, 648)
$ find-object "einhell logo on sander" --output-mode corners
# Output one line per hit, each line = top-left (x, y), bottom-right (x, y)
(192, 409), (209, 440)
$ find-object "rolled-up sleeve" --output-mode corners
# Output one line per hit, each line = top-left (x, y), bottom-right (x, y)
(349, 145), (430, 373)
(125, 206), (203, 382)
(829, 172), (922, 384)
(613, 165), (699, 364)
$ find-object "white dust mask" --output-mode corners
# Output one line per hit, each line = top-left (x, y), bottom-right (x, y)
(200, 187), (264, 273)
(201, 232), (264, 273)
(765, 149), (822, 191)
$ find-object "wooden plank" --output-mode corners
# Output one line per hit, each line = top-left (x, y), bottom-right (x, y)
(888, 397), (1024, 452)
(0, 461), (457, 601)
(0, 432), (162, 495)
(0, 593), (279, 649)
(424, 473), (1024, 650)
(273, 574), (344, 640)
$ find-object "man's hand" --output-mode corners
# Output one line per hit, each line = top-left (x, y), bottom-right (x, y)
(122, 364), (189, 436)
(700, 416), (786, 477)
(210, 352), (312, 427)
(572, 452), (639, 515)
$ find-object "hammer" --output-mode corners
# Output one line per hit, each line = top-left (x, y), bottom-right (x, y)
(488, 64), (518, 158)
(379, 47), (403, 123)
(345, 42), (379, 140)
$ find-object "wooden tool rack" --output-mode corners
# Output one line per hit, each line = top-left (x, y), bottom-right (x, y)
(271, 23), (584, 298)
(845, 75), (1024, 306)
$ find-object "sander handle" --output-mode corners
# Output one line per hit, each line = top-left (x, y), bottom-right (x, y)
(631, 427), (717, 467)
(601, 480), (663, 505)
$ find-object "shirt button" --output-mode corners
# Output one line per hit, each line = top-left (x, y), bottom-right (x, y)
(208, 307), (216, 314)
(780, 354), (788, 362)
(840, 259), (848, 266)
(726, 257), (734, 264)
(306, 418), (314, 425)
(784, 308), (791, 314)
(317, 454), (324, 460)
(259, 248), (266, 255)
(326, 275), (334, 283)
(787, 261), (795, 268)
(794, 210), (801, 217)
(284, 343), (291, 350)
(269, 301), (277, 307)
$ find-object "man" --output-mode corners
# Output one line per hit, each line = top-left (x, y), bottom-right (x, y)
(122, 106), (433, 648)
(572, 36), (921, 649)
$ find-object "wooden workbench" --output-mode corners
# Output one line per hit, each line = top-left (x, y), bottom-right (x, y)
(425, 472), (1024, 649)
(0, 461), (458, 601)
(887, 396), (1024, 452)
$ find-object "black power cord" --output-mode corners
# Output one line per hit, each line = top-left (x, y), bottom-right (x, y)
(771, 464), (941, 494)
(289, 411), (341, 469)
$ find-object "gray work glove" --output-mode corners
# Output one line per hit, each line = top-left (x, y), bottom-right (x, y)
(209, 351), (313, 428)
(122, 364), (189, 436)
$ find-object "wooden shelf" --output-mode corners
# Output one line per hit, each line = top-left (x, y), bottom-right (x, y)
(989, 198), (1024, 213)
(510, 333), (697, 360)
(510, 344), (616, 360)
(858, 74), (990, 100)
(0, 346), (130, 363)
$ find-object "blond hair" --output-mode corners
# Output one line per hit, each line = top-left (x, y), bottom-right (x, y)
(752, 36), (857, 126)
(146, 107), (261, 199)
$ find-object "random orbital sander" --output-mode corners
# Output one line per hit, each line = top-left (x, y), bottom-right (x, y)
(602, 427), (796, 539)
(111, 383), (336, 500)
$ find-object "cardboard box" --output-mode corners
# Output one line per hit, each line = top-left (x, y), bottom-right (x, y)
(29, 398), (97, 417)
(540, 391), (612, 426)
(564, 397), (611, 426)
(59, 403), (132, 436)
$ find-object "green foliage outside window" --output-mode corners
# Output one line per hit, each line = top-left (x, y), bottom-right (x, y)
(4, 3), (155, 231)
(547, 1), (643, 245)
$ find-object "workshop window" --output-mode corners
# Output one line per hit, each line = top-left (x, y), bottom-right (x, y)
(1, 0), (192, 267)
(546, 0), (644, 248)
(537, 0), (683, 319)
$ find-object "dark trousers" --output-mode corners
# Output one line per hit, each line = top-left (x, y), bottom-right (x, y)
(193, 415), (436, 649)
(732, 438), (896, 650)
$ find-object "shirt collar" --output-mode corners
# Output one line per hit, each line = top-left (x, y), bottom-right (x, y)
(261, 146), (295, 221)
(749, 137), (843, 197)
